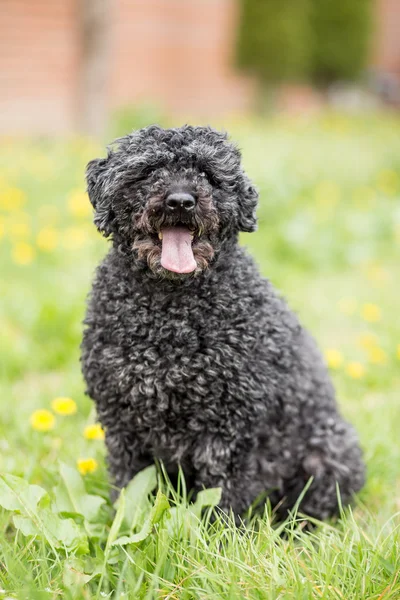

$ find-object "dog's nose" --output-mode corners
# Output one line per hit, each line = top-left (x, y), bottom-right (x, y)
(165, 192), (196, 212)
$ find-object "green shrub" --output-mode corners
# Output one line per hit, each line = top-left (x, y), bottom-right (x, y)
(310, 0), (373, 83)
(236, 0), (373, 85)
(236, 0), (311, 83)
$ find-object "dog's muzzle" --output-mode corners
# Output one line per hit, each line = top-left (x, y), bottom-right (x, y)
(156, 192), (198, 274)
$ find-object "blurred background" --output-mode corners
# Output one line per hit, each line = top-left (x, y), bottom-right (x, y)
(0, 0), (399, 532)
(0, 0), (399, 136)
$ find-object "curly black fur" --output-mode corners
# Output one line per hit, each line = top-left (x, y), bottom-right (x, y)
(81, 125), (365, 520)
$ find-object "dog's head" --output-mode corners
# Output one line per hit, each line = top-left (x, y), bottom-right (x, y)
(86, 125), (258, 279)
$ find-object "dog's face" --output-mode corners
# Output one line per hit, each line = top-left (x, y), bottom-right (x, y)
(86, 125), (258, 279)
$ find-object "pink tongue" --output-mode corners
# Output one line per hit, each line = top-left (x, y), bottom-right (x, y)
(160, 226), (197, 273)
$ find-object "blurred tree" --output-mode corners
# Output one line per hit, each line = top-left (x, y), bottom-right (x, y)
(78, 0), (112, 137)
(236, 0), (311, 83)
(236, 0), (372, 88)
(310, 0), (372, 84)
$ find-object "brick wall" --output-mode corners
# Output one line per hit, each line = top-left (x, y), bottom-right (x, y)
(373, 0), (400, 75)
(0, 0), (399, 135)
(0, 0), (79, 134)
(112, 0), (253, 116)
(0, 0), (253, 134)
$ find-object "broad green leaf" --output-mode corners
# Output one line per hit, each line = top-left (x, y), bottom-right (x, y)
(191, 488), (222, 518)
(150, 490), (170, 525)
(54, 462), (105, 522)
(12, 515), (39, 537)
(113, 490), (170, 547)
(115, 465), (157, 530)
(14, 510), (88, 554)
(0, 474), (47, 512)
(111, 527), (151, 546)
(63, 564), (93, 587)
(0, 474), (59, 551)
(63, 558), (102, 587)
(85, 521), (107, 540)
(46, 512), (89, 554)
(0, 473), (88, 553)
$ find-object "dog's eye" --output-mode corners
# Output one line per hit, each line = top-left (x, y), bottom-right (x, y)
(131, 173), (150, 185)
(200, 169), (220, 188)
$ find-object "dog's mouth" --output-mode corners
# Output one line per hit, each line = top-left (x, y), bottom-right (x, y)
(158, 225), (197, 274)
(134, 192), (219, 277)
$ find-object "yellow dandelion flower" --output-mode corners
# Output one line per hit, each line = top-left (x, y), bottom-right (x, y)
(84, 423), (105, 441)
(77, 457), (98, 475)
(346, 362), (365, 379)
(63, 227), (88, 250)
(367, 346), (387, 365)
(0, 187), (26, 211)
(337, 298), (357, 316)
(67, 189), (92, 219)
(30, 409), (55, 432)
(361, 303), (381, 323)
(51, 397), (77, 416)
(396, 345), (400, 361)
(12, 241), (34, 265)
(324, 349), (343, 370)
(37, 227), (58, 252)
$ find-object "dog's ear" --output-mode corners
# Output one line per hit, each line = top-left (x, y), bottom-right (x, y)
(237, 177), (258, 233)
(86, 155), (115, 237)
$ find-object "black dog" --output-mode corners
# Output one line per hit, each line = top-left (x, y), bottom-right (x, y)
(81, 125), (365, 520)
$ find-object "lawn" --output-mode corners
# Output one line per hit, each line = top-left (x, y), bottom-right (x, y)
(0, 113), (399, 599)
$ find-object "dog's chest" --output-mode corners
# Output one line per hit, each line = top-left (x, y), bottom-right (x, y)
(116, 293), (260, 437)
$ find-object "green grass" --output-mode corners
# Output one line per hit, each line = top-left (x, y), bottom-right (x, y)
(0, 113), (400, 599)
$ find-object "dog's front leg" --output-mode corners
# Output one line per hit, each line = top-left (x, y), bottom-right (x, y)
(192, 436), (257, 517)
(104, 425), (153, 502)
